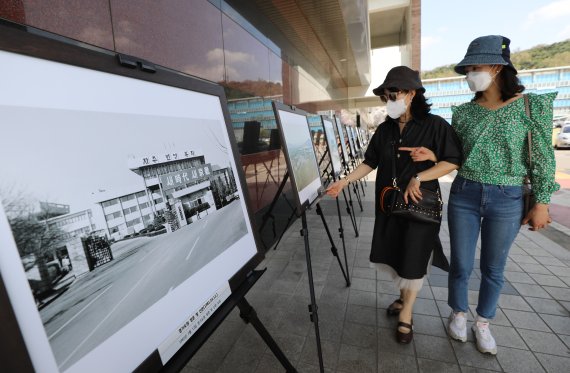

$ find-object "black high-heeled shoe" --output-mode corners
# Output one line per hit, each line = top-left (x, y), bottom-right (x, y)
(396, 319), (414, 344)
(386, 298), (404, 316)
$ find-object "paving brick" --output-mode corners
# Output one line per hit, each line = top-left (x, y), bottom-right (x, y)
(511, 282), (552, 298)
(378, 351), (418, 373)
(495, 346), (546, 373)
(544, 286), (570, 301)
(525, 297), (570, 316)
(503, 309), (550, 332)
(504, 271), (537, 284)
(540, 313), (570, 335)
(336, 343), (376, 373)
(450, 339), (501, 371)
(517, 329), (570, 356)
(529, 273), (568, 287)
(498, 294), (533, 311)
(414, 334), (456, 363)
(417, 358), (460, 373)
(535, 352), (570, 373)
(492, 325), (528, 349)
(341, 321), (377, 349)
(345, 303), (376, 326)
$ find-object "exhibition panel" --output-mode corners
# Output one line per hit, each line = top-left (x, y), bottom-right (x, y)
(0, 20), (263, 373)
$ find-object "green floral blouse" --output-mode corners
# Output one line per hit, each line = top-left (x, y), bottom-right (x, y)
(451, 92), (560, 203)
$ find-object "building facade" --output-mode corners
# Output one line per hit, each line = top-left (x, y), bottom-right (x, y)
(40, 208), (97, 277)
(97, 150), (235, 240)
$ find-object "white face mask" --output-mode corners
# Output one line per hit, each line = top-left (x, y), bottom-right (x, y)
(466, 71), (495, 92)
(386, 94), (408, 119)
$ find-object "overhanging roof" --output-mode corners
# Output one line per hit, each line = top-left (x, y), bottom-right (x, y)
(224, 0), (413, 111)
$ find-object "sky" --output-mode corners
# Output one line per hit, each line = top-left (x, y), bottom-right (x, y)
(0, 107), (230, 213)
(421, 0), (570, 70)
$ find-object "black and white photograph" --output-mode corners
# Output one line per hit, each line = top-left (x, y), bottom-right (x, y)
(322, 117), (343, 178)
(0, 48), (258, 373)
(274, 107), (323, 207)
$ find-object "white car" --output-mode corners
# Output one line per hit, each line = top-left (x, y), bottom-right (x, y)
(555, 125), (570, 149)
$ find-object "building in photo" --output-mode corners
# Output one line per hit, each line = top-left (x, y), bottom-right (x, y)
(35, 205), (100, 278)
(96, 149), (237, 240)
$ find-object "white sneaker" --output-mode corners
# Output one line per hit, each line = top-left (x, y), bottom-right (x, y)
(447, 311), (467, 342)
(472, 320), (497, 355)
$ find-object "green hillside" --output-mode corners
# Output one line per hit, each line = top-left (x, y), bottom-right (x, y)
(421, 39), (570, 79)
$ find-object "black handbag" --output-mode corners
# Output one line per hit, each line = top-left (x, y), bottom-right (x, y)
(379, 141), (443, 224)
(522, 94), (536, 221)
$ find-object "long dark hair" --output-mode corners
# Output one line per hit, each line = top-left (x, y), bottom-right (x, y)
(410, 89), (431, 119)
(473, 67), (525, 102)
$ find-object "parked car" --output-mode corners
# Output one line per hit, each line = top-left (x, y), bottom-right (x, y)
(555, 125), (570, 149)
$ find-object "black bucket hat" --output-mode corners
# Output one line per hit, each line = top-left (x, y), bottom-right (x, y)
(454, 35), (517, 75)
(372, 66), (424, 96)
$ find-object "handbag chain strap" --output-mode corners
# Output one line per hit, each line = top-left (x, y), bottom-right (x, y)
(523, 94), (532, 182)
(389, 140), (398, 188)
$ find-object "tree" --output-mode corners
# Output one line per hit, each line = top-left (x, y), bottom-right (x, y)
(1, 188), (64, 296)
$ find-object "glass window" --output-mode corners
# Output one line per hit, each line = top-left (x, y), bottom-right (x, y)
(111, 0), (224, 83)
(222, 13), (271, 97)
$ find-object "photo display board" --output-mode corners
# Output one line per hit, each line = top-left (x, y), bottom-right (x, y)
(0, 22), (262, 373)
(334, 116), (350, 166)
(345, 125), (357, 157)
(357, 127), (367, 148)
(321, 116), (342, 179)
(350, 126), (361, 152)
(272, 102), (324, 210)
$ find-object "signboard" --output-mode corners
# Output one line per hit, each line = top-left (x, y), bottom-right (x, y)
(159, 164), (212, 189)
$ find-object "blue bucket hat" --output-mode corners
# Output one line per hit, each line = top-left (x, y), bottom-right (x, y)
(454, 35), (517, 75)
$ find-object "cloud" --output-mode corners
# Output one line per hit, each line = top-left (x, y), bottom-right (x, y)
(422, 35), (441, 49)
(206, 48), (256, 66)
(558, 25), (570, 39)
(525, 0), (570, 27)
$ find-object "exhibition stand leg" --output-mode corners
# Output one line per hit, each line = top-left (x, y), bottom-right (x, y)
(352, 181), (363, 212)
(237, 298), (297, 372)
(349, 154), (366, 197)
(258, 172), (295, 250)
(315, 202), (350, 286)
(300, 211), (325, 373)
(342, 188), (359, 237)
(317, 148), (333, 187)
(339, 166), (359, 238)
(349, 155), (365, 209)
(150, 270), (297, 373)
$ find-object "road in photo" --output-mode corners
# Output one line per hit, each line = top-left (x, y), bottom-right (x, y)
(39, 201), (247, 371)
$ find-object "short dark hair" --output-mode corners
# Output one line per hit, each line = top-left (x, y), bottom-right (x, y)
(410, 89), (431, 119)
(472, 67), (525, 102)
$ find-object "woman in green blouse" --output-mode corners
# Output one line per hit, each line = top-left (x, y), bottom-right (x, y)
(445, 35), (559, 355)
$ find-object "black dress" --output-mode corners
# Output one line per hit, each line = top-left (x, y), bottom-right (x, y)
(363, 114), (462, 280)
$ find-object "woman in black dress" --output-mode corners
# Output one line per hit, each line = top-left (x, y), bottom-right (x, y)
(326, 66), (462, 343)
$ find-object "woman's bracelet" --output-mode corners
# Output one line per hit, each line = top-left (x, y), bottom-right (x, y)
(344, 176), (351, 185)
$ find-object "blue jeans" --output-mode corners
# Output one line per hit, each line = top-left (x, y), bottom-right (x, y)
(447, 176), (523, 319)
